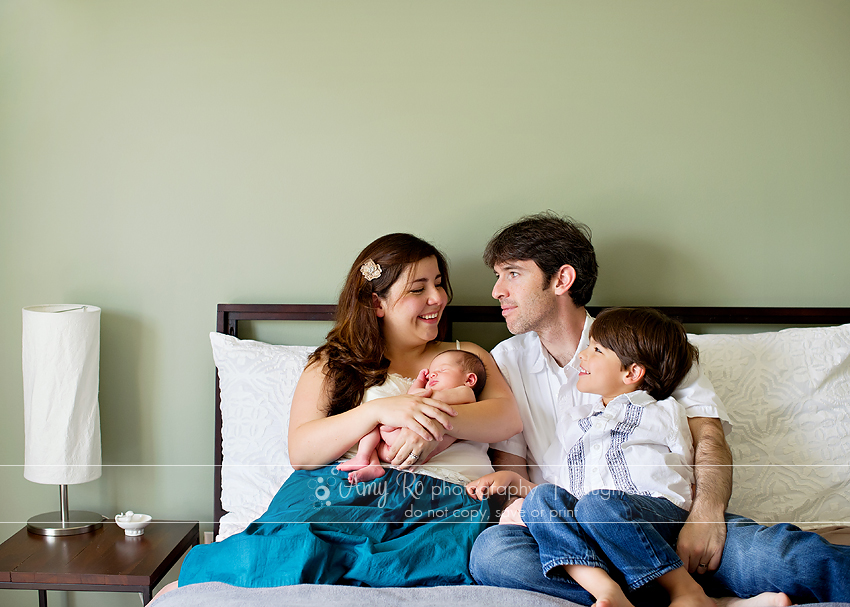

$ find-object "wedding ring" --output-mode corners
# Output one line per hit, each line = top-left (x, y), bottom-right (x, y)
(697, 563), (708, 569)
(408, 453), (420, 462)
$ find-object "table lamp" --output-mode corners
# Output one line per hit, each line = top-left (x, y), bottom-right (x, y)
(22, 304), (104, 536)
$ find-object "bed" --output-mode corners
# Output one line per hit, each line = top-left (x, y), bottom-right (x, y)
(155, 304), (850, 607)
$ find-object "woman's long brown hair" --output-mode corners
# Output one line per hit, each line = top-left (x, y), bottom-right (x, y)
(309, 233), (453, 417)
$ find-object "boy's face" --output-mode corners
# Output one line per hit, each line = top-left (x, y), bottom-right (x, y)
(427, 352), (475, 391)
(577, 338), (632, 403)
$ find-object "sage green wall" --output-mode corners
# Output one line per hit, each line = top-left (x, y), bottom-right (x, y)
(1, 1), (848, 605)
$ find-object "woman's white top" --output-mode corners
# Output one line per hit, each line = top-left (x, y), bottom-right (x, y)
(340, 374), (493, 485)
(541, 390), (695, 510)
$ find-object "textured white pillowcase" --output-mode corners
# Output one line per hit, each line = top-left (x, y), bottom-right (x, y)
(689, 324), (850, 527)
(210, 332), (314, 540)
(212, 324), (850, 540)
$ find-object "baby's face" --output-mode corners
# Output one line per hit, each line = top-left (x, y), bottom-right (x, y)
(427, 352), (469, 391)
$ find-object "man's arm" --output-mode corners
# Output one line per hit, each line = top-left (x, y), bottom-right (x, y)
(677, 416), (732, 574)
(490, 448), (530, 480)
(489, 448), (530, 512)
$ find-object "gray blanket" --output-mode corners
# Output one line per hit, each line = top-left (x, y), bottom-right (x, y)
(153, 583), (584, 606)
(153, 583), (850, 607)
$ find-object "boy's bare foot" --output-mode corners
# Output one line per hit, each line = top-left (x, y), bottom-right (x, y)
(498, 497), (527, 527)
(660, 568), (717, 607)
(715, 592), (792, 607)
(565, 568), (634, 607)
(669, 593), (716, 607)
(347, 463), (386, 484)
(590, 589), (634, 607)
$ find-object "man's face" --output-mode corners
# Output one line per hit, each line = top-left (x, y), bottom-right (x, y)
(491, 260), (558, 335)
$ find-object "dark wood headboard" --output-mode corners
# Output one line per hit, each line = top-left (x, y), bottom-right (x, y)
(212, 304), (850, 531)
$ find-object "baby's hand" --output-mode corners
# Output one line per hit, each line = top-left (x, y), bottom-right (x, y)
(408, 368), (430, 393)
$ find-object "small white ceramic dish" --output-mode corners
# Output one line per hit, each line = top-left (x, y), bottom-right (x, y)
(115, 511), (152, 536)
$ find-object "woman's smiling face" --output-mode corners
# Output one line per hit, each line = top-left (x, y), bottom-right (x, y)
(376, 255), (448, 345)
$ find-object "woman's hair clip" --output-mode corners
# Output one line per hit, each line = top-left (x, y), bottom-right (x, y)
(360, 259), (382, 281)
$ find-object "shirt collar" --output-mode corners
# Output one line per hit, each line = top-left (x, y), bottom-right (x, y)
(611, 390), (655, 407)
(584, 389), (654, 417)
(526, 332), (548, 374)
(529, 312), (594, 375)
(565, 313), (594, 373)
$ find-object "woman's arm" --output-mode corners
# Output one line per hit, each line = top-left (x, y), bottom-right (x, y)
(288, 359), (459, 470)
(440, 342), (522, 442)
(429, 385), (476, 406)
(385, 343), (522, 466)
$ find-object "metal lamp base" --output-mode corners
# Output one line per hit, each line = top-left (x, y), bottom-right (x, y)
(27, 511), (104, 536)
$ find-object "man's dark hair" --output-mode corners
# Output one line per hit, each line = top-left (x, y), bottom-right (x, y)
(483, 211), (598, 307)
(589, 307), (698, 401)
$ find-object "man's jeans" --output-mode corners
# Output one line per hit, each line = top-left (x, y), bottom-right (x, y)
(470, 486), (850, 605)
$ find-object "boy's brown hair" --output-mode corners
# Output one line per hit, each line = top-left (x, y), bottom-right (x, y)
(589, 307), (698, 401)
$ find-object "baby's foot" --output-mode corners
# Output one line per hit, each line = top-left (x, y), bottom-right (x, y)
(347, 464), (386, 484)
(336, 457), (371, 472)
(715, 593), (792, 607)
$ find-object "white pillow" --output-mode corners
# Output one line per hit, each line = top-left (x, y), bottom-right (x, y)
(689, 324), (850, 527)
(210, 332), (315, 540)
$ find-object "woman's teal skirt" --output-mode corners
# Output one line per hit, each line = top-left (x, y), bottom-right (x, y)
(179, 466), (490, 588)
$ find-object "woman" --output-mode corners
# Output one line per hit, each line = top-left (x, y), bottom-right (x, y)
(178, 233), (521, 589)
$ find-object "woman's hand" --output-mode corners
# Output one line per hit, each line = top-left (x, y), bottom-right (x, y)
(383, 428), (442, 469)
(369, 394), (457, 443)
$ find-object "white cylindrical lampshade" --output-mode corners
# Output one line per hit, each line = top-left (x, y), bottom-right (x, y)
(22, 305), (102, 485)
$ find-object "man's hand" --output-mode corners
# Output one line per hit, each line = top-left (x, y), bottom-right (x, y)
(679, 416), (732, 574)
(677, 511), (726, 574)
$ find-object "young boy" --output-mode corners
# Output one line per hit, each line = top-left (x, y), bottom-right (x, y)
(338, 348), (487, 483)
(467, 307), (790, 607)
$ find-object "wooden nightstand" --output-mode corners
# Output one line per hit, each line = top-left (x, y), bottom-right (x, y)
(0, 520), (199, 606)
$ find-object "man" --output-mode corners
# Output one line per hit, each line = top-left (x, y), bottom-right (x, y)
(469, 211), (848, 605)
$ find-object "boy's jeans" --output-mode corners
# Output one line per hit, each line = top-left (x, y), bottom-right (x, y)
(520, 486), (687, 591)
(471, 485), (850, 605)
